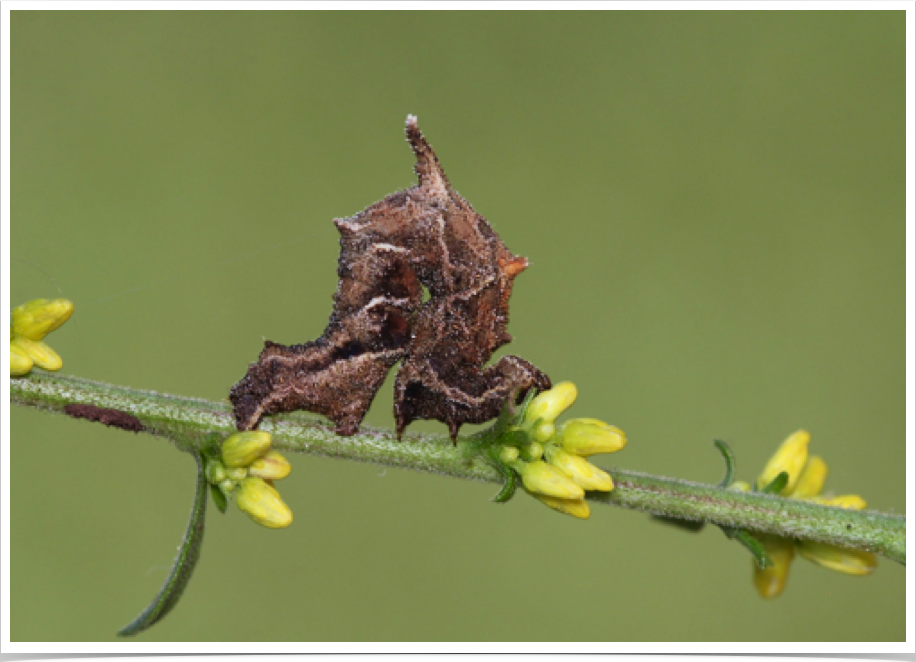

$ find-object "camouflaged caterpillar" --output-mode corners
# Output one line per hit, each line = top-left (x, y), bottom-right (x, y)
(230, 116), (550, 442)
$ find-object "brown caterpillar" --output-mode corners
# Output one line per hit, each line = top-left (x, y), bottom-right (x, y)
(230, 116), (550, 442)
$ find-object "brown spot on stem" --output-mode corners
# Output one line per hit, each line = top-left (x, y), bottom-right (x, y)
(64, 404), (143, 433)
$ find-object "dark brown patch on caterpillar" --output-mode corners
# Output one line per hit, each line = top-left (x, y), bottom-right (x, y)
(64, 404), (143, 433)
(230, 116), (550, 442)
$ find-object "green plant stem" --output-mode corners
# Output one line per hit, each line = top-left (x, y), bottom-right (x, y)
(11, 371), (906, 564)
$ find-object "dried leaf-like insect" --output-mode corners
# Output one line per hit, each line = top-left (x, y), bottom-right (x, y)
(230, 116), (550, 442)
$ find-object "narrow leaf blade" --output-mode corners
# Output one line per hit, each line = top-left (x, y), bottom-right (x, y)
(210, 483), (228, 514)
(761, 471), (789, 495)
(117, 451), (208, 636)
(732, 529), (774, 568)
(713, 439), (736, 488)
(492, 467), (518, 503)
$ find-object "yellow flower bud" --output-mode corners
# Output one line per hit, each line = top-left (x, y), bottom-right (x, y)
(519, 441), (544, 462)
(248, 450), (292, 481)
(809, 494), (868, 510)
(752, 535), (795, 599)
(236, 477), (293, 529)
(558, 418), (626, 456)
(531, 492), (591, 519)
(10, 342), (33, 376)
(546, 447), (613, 492)
(517, 460), (584, 500)
(205, 459), (227, 485)
(12, 337), (63, 371)
(757, 430), (810, 494)
(524, 382), (577, 425)
(532, 420), (555, 443)
(221, 431), (272, 468)
(499, 446), (520, 463)
(11, 298), (74, 341)
(797, 541), (877, 576)
(226, 467), (247, 482)
(728, 481), (752, 492)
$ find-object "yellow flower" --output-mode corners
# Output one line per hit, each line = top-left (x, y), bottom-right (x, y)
(11, 298), (74, 340)
(221, 431), (272, 468)
(746, 431), (875, 597)
(524, 381), (577, 426)
(248, 450), (292, 480)
(797, 541), (877, 576)
(236, 477), (293, 529)
(790, 455), (827, 498)
(515, 460), (584, 500)
(808, 494), (868, 510)
(10, 342), (33, 376)
(558, 418), (627, 456)
(756, 429), (809, 494)
(530, 492), (591, 519)
(206, 431), (295, 528)
(753, 534), (795, 599)
(545, 446), (613, 492)
(11, 337), (63, 371)
(500, 381), (626, 519)
(9, 298), (74, 376)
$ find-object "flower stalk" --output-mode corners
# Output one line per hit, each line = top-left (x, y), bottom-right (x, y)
(10, 371), (905, 565)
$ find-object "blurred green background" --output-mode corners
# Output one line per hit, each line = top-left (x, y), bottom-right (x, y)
(10, 11), (904, 642)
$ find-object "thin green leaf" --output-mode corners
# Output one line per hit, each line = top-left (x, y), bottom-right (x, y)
(731, 529), (774, 568)
(491, 466), (518, 503)
(760, 471), (789, 495)
(713, 439), (736, 488)
(514, 388), (538, 424)
(719, 524), (738, 540)
(209, 483), (228, 514)
(117, 451), (208, 637)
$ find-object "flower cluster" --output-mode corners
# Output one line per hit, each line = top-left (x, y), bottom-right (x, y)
(498, 382), (626, 519)
(10, 298), (74, 376)
(205, 431), (294, 529)
(734, 430), (877, 598)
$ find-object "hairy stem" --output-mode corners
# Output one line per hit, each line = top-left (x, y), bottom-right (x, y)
(11, 371), (905, 564)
